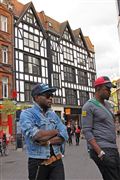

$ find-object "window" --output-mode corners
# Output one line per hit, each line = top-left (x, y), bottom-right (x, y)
(88, 57), (94, 69)
(24, 31), (39, 50)
(89, 73), (95, 87)
(24, 54), (40, 75)
(52, 51), (58, 64)
(63, 46), (73, 61)
(53, 73), (59, 87)
(2, 77), (8, 98)
(0, 15), (7, 32)
(63, 28), (72, 42)
(25, 82), (36, 102)
(24, 10), (37, 25)
(79, 91), (89, 106)
(0, 0), (6, 4)
(78, 70), (88, 86)
(64, 66), (75, 83)
(48, 22), (52, 27)
(2, 46), (8, 64)
(65, 88), (77, 105)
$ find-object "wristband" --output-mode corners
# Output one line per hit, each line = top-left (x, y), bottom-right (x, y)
(98, 150), (105, 158)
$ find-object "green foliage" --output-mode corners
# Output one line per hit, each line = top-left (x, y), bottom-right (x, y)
(0, 99), (17, 115)
(20, 103), (31, 110)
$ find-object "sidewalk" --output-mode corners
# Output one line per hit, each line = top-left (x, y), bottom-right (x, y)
(0, 139), (102, 180)
(1, 136), (120, 180)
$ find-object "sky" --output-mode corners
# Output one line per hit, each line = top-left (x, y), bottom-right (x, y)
(18, 0), (120, 79)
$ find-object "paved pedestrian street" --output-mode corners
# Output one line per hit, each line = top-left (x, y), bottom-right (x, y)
(0, 137), (120, 180)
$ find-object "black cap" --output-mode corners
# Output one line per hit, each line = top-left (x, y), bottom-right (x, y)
(31, 83), (57, 97)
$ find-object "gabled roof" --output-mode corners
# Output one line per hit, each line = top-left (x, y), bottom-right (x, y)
(12, 0), (47, 38)
(11, 1), (94, 51)
(11, 0), (25, 17)
(59, 21), (76, 43)
(84, 36), (94, 53)
(73, 28), (90, 56)
(38, 11), (60, 36)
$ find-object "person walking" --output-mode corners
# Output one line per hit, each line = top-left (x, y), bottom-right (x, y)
(20, 83), (68, 180)
(67, 123), (72, 145)
(2, 133), (8, 156)
(0, 138), (3, 156)
(81, 76), (120, 180)
(75, 125), (81, 146)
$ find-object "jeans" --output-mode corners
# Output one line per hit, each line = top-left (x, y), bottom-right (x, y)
(28, 158), (65, 180)
(90, 148), (120, 180)
(60, 143), (65, 155)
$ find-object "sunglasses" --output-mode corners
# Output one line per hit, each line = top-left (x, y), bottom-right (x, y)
(103, 86), (111, 91)
(40, 93), (54, 99)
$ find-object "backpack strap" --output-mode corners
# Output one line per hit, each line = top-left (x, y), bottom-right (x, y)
(88, 98), (113, 119)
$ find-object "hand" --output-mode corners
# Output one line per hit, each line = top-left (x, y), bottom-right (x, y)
(52, 129), (59, 135)
(34, 140), (50, 146)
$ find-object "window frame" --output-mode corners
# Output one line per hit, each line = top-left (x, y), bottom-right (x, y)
(65, 88), (77, 105)
(2, 77), (8, 98)
(1, 15), (7, 32)
(2, 46), (8, 64)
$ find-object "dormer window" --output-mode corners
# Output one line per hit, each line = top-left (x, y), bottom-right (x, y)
(48, 22), (52, 27)
(7, 3), (13, 11)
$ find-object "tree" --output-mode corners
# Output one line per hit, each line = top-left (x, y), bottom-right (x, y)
(0, 99), (17, 115)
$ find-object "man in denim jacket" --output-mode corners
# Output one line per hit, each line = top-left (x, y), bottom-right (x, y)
(20, 83), (68, 180)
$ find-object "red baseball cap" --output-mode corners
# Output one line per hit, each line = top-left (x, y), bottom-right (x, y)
(94, 76), (116, 88)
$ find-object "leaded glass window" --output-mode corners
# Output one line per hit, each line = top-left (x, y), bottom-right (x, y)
(24, 54), (40, 75)
(78, 70), (88, 86)
(79, 91), (89, 106)
(65, 88), (77, 105)
(64, 66), (75, 83)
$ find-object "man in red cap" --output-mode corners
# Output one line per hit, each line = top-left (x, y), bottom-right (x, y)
(81, 76), (120, 180)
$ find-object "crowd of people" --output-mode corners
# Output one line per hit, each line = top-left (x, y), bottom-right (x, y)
(66, 123), (81, 146)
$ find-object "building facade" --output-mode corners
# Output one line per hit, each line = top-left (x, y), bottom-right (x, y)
(0, 0), (14, 137)
(12, 0), (96, 125)
(13, 0), (96, 124)
(0, 0), (96, 138)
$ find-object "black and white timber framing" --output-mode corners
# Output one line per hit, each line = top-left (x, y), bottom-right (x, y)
(13, 2), (96, 118)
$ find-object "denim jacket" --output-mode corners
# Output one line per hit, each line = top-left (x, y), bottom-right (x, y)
(20, 103), (68, 159)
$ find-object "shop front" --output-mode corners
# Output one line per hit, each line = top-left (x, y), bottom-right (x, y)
(64, 107), (82, 126)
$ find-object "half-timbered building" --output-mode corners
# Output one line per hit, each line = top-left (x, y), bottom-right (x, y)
(12, 0), (96, 125)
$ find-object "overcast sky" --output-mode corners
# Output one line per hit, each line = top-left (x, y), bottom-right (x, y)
(19, 0), (120, 79)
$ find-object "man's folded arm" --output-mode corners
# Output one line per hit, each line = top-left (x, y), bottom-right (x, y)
(32, 129), (58, 142)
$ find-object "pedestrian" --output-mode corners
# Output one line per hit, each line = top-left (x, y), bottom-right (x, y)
(20, 83), (68, 180)
(0, 138), (3, 156)
(75, 125), (81, 145)
(67, 123), (72, 145)
(81, 76), (120, 180)
(2, 133), (8, 156)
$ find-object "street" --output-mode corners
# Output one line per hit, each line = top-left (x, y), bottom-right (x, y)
(0, 137), (120, 180)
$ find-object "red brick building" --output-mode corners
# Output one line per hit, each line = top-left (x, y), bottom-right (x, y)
(0, 0), (14, 137)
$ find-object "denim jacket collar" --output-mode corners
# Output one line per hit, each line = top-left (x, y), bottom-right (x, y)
(33, 101), (52, 115)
